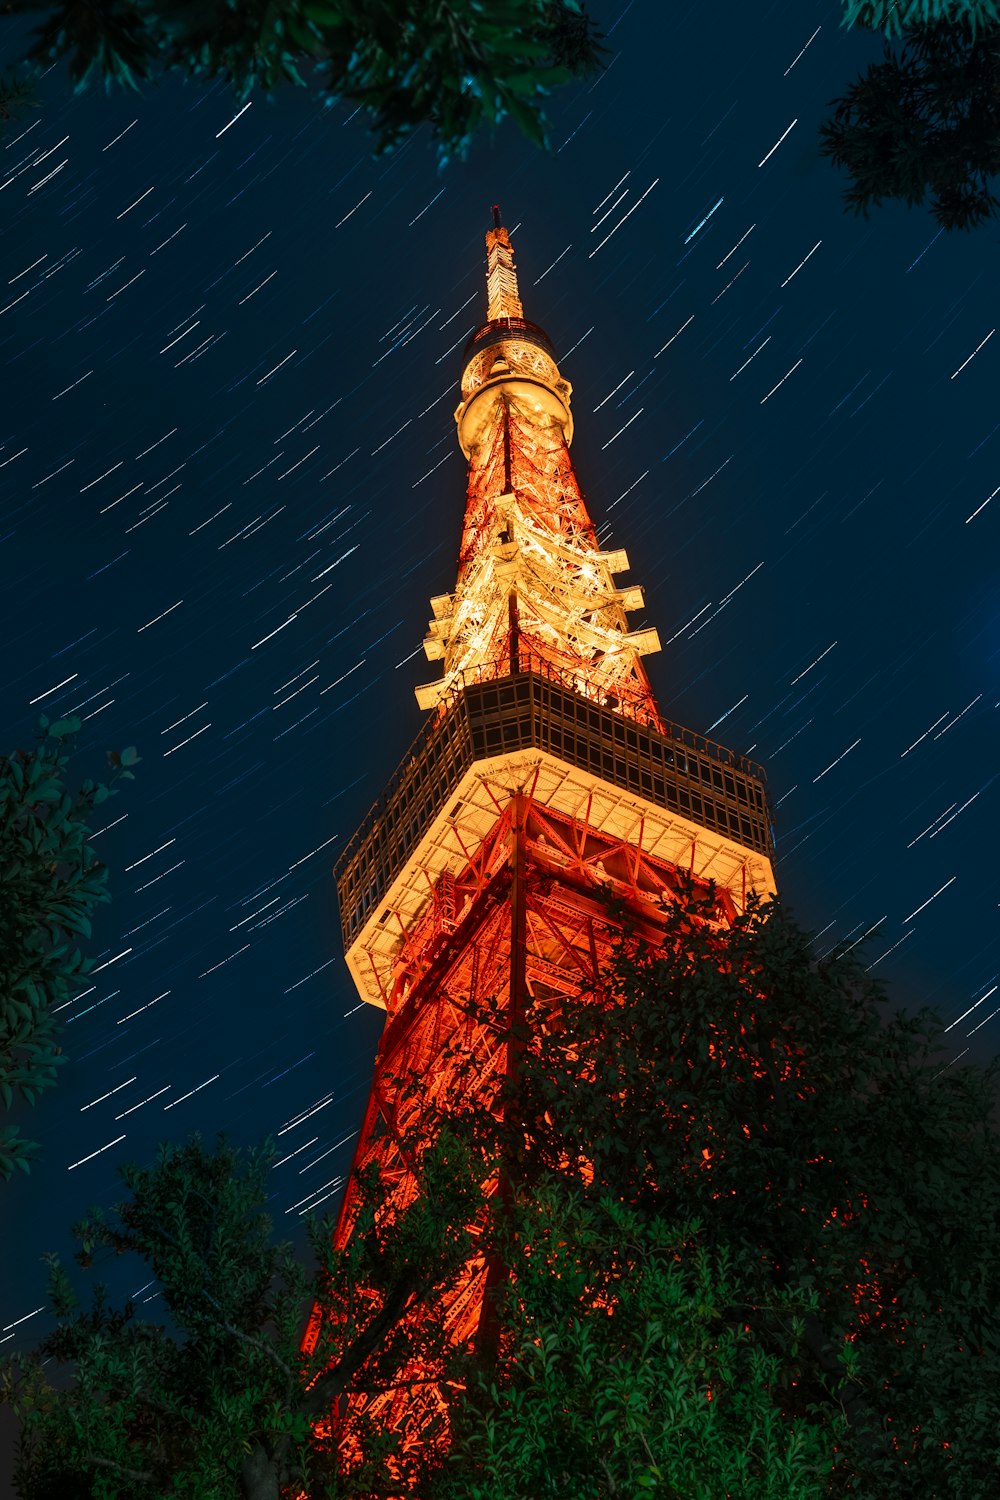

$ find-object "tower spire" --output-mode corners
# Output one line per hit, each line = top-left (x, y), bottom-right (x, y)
(484, 204), (524, 321)
(416, 212), (663, 727)
(306, 214), (776, 1480)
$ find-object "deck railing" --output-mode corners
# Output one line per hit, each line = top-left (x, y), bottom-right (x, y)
(334, 668), (773, 948)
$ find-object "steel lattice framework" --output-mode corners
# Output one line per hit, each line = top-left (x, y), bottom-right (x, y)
(304, 209), (777, 1470)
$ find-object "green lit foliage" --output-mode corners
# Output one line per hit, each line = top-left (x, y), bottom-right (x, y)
(843, 0), (1000, 39)
(436, 1192), (838, 1500)
(2, 1126), (485, 1500)
(0, 718), (138, 1181)
(7, 0), (605, 160)
(6, 890), (998, 1495)
(438, 890), (1000, 1497)
(822, 13), (1000, 230)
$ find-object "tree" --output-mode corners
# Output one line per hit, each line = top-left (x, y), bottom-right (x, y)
(433, 1190), (840, 1500)
(1, 1128), (485, 1500)
(4, 0), (604, 160)
(0, 716), (137, 1181)
(431, 889), (1000, 1497)
(6, 893), (999, 1496)
(844, 0), (1000, 38)
(822, 11), (1000, 230)
(0, 64), (37, 134)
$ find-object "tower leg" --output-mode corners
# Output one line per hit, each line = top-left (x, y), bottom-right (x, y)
(474, 792), (528, 1368)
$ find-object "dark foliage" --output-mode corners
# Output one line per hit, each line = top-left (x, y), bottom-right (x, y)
(439, 889), (1000, 1496)
(5, 891), (998, 1495)
(432, 1191), (839, 1499)
(843, 0), (1000, 41)
(0, 718), (137, 1180)
(0, 64), (38, 125)
(820, 16), (1000, 229)
(5, 0), (606, 160)
(2, 1128), (485, 1499)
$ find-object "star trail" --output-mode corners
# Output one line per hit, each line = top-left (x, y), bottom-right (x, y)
(0, 0), (997, 1380)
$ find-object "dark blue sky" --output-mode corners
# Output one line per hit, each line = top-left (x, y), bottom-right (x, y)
(1, 0), (997, 1378)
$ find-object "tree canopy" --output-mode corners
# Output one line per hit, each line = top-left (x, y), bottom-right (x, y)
(826, 9), (1000, 229)
(7, 0), (1000, 227)
(433, 1191), (838, 1500)
(843, 0), (1000, 38)
(0, 717), (137, 1180)
(2, 1127), (484, 1500)
(4, 891), (999, 1496)
(3, 0), (604, 159)
(431, 888), (1000, 1497)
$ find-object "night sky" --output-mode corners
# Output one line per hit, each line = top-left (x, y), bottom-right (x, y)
(1, 0), (998, 1392)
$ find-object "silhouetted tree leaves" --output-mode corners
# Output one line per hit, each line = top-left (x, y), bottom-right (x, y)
(6, 0), (606, 160)
(0, 718), (138, 1180)
(845, 0), (1000, 40)
(1, 1128), (485, 1499)
(0, 64), (39, 131)
(824, 13), (1000, 229)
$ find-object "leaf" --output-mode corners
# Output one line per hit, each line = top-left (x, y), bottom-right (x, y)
(49, 717), (81, 738)
(504, 94), (548, 148)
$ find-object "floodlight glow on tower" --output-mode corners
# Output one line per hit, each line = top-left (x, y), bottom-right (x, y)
(304, 210), (776, 1467)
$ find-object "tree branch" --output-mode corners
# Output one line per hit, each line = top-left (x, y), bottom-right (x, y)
(85, 1450), (155, 1483)
(598, 1456), (620, 1495)
(108, 1214), (298, 1389)
(303, 1271), (431, 1421)
(198, 1289), (297, 1386)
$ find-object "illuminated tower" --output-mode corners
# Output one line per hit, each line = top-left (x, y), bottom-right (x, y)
(308, 209), (776, 1461)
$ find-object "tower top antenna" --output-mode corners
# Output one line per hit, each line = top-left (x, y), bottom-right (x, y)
(484, 210), (523, 322)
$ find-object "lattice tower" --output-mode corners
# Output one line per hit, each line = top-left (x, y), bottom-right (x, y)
(304, 209), (777, 1479)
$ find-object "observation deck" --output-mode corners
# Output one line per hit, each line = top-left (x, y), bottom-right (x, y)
(463, 316), (558, 363)
(335, 662), (773, 987)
